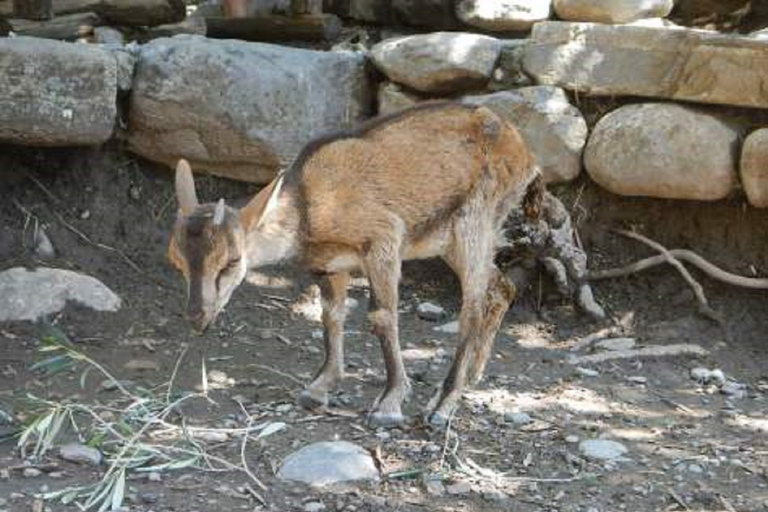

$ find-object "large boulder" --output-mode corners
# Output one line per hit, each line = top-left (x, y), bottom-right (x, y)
(584, 103), (739, 200)
(464, 86), (587, 183)
(552, 0), (672, 23)
(740, 129), (768, 208)
(0, 37), (117, 146)
(0, 267), (121, 322)
(128, 35), (370, 183)
(370, 32), (501, 94)
(524, 22), (768, 110)
(457, 0), (551, 32)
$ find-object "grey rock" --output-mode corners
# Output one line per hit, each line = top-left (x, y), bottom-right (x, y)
(690, 367), (711, 382)
(278, 441), (379, 486)
(457, 0), (551, 31)
(524, 22), (768, 109)
(304, 502), (326, 512)
(584, 103), (738, 200)
(445, 480), (471, 495)
(59, 443), (103, 466)
(94, 26), (125, 45)
(576, 367), (599, 378)
(687, 463), (704, 474)
(34, 229), (55, 260)
(464, 86), (587, 183)
(23, 468), (42, 478)
(721, 382), (747, 399)
(129, 35), (370, 183)
(417, 302), (445, 321)
(377, 82), (425, 116)
(370, 32), (501, 94)
(0, 267), (121, 322)
(627, 376), (647, 384)
(433, 320), (459, 334)
(424, 478), (445, 496)
(552, 0), (672, 23)
(565, 434), (580, 443)
(504, 411), (533, 425)
(482, 490), (509, 502)
(740, 129), (768, 207)
(708, 369), (726, 386)
(579, 439), (628, 461)
(595, 337), (636, 351)
(0, 37), (117, 146)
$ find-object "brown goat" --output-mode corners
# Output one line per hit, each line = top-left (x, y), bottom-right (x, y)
(168, 102), (542, 427)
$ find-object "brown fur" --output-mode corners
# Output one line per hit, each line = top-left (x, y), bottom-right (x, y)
(169, 102), (542, 426)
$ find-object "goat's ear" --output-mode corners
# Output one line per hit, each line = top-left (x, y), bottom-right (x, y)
(240, 175), (283, 232)
(175, 159), (199, 215)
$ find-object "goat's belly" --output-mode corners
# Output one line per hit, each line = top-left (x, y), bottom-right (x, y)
(403, 229), (450, 261)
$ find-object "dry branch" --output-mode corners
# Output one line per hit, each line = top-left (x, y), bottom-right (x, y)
(568, 343), (709, 365)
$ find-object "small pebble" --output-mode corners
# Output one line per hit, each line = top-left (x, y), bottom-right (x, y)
(417, 302), (446, 321)
(504, 411), (533, 426)
(147, 472), (162, 482)
(687, 463), (704, 474)
(576, 367), (599, 377)
(446, 480), (471, 495)
(23, 468), (42, 478)
(565, 435), (580, 444)
(304, 502), (325, 512)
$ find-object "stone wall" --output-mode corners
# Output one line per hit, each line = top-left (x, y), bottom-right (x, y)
(1, 0), (767, 207)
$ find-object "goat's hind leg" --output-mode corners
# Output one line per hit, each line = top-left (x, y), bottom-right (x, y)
(299, 272), (350, 409)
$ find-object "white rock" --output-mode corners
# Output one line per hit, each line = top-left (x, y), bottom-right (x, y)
(504, 411), (533, 425)
(370, 32), (501, 93)
(565, 434), (580, 443)
(553, 0), (673, 23)
(579, 439), (628, 461)
(457, 0), (551, 32)
(740, 128), (768, 208)
(687, 463), (704, 474)
(433, 320), (459, 334)
(584, 103), (739, 200)
(417, 302), (445, 321)
(595, 337), (636, 351)
(524, 22), (768, 109)
(59, 444), (102, 466)
(304, 502), (326, 512)
(278, 441), (379, 486)
(463, 86), (587, 183)
(690, 367), (711, 382)
(0, 267), (121, 322)
(627, 376), (647, 384)
(720, 382), (747, 399)
(576, 367), (599, 377)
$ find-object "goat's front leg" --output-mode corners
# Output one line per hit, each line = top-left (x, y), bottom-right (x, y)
(365, 242), (410, 428)
(299, 272), (350, 410)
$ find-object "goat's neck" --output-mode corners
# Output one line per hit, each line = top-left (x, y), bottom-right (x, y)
(244, 178), (301, 269)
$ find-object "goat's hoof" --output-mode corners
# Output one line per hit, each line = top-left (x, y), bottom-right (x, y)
(368, 411), (405, 429)
(298, 388), (328, 411)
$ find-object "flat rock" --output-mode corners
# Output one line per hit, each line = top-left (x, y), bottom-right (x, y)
(595, 337), (636, 351)
(464, 86), (587, 182)
(0, 37), (117, 146)
(59, 443), (102, 466)
(370, 32), (501, 94)
(278, 441), (379, 486)
(0, 267), (121, 322)
(456, 0), (551, 32)
(740, 129), (768, 207)
(129, 35), (370, 183)
(584, 103), (738, 200)
(552, 0), (672, 23)
(579, 439), (628, 461)
(524, 22), (768, 109)
(417, 302), (445, 321)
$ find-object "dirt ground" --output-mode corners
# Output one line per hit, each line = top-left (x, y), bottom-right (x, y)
(0, 145), (766, 512)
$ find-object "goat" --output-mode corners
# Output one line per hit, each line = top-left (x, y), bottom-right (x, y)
(167, 102), (543, 427)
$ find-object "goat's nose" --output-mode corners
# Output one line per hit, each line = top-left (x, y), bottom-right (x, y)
(188, 310), (210, 333)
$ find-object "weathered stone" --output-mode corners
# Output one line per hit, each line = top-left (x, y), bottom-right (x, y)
(579, 439), (628, 461)
(278, 441), (379, 486)
(552, 0), (672, 23)
(524, 22), (768, 109)
(59, 444), (103, 466)
(417, 302), (446, 321)
(740, 129), (768, 207)
(0, 267), (121, 322)
(457, 0), (551, 32)
(392, 0), (459, 29)
(371, 32), (501, 94)
(129, 35), (370, 183)
(94, 25), (124, 44)
(584, 103), (739, 200)
(106, 45), (137, 93)
(464, 86), (587, 182)
(0, 37), (117, 146)
(488, 39), (533, 91)
(377, 82), (425, 116)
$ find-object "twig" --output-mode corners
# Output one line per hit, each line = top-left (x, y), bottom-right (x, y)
(568, 343), (708, 365)
(607, 230), (722, 323)
(166, 345), (189, 404)
(589, 249), (768, 289)
(247, 364), (304, 385)
(240, 416), (268, 493)
(669, 490), (690, 510)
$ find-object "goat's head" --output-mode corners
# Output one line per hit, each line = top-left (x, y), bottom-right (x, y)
(168, 160), (248, 332)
